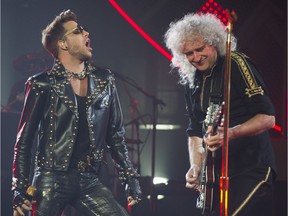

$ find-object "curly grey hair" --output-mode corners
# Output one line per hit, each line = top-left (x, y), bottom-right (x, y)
(164, 13), (237, 87)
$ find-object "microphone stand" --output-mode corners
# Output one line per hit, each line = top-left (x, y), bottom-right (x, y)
(125, 113), (149, 173)
(220, 11), (237, 216)
(114, 72), (166, 216)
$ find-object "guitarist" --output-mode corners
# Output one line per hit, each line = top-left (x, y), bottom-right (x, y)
(164, 13), (277, 216)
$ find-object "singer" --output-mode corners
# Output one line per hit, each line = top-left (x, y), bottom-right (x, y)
(12, 9), (141, 216)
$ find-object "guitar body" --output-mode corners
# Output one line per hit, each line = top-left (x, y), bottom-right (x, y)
(202, 151), (215, 215)
(197, 149), (215, 215)
(196, 103), (223, 215)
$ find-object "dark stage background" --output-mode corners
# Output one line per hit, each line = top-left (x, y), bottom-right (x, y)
(1, 0), (287, 215)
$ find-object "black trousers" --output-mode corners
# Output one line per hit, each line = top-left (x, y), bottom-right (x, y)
(30, 169), (129, 216)
(211, 166), (274, 216)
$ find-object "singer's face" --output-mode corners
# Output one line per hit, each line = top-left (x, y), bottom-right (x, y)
(61, 21), (93, 61)
(182, 39), (218, 72)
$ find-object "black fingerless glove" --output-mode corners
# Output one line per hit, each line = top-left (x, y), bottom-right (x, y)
(109, 142), (142, 202)
(13, 189), (29, 210)
(125, 177), (142, 202)
(12, 186), (36, 209)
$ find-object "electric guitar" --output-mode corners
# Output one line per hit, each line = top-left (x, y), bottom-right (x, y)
(196, 102), (223, 215)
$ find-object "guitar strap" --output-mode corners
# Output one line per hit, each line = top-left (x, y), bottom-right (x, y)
(209, 58), (224, 105)
(202, 58), (225, 132)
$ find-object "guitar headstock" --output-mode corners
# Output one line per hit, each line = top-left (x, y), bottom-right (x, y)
(204, 102), (224, 134)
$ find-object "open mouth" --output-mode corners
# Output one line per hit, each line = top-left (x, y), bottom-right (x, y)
(85, 39), (92, 51)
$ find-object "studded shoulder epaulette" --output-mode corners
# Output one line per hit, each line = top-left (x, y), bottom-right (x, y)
(25, 71), (50, 96)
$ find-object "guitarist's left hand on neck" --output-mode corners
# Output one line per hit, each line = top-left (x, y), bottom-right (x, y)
(204, 126), (224, 152)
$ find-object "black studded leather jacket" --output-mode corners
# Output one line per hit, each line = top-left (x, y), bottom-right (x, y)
(12, 60), (138, 192)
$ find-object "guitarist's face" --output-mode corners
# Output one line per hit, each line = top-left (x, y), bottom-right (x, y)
(182, 39), (218, 72)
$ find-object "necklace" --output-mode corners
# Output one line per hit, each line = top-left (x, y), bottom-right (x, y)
(65, 68), (87, 80)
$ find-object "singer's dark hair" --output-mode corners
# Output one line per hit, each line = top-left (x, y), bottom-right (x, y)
(41, 9), (77, 58)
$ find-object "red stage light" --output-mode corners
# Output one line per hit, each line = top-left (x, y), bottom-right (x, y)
(198, 0), (229, 25)
(108, 0), (172, 61)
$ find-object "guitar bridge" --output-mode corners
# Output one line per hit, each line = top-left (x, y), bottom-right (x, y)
(196, 192), (205, 209)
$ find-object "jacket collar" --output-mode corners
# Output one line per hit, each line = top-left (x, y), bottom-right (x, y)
(49, 59), (110, 117)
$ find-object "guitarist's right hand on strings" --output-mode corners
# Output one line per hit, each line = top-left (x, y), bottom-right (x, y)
(186, 136), (205, 191)
(185, 164), (202, 191)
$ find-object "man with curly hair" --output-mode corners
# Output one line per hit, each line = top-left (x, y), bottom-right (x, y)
(164, 13), (276, 216)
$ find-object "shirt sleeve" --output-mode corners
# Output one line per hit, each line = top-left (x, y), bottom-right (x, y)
(230, 52), (275, 117)
(184, 85), (205, 138)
